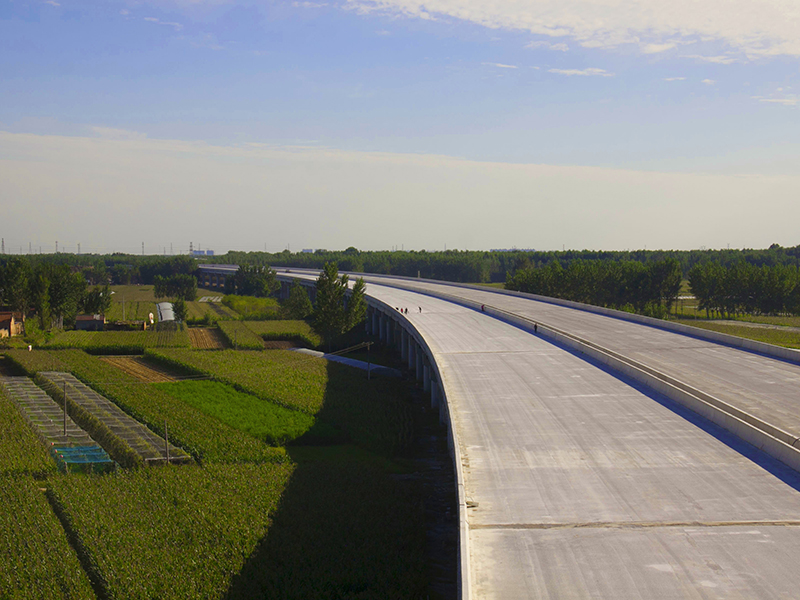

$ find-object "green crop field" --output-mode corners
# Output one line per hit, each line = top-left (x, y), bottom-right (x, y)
(148, 349), (414, 455)
(221, 295), (280, 319)
(49, 463), (294, 600)
(2, 343), (431, 599)
(6, 349), (287, 464)
(154, 380), (314, 445)
(0, 477), (96, 600)
(103, 285), (159, 322)
(243, 320), (322, 348)
(0, 387), (57, 477)
(217, 321), (265, 350)
(45, 329), (191, 354)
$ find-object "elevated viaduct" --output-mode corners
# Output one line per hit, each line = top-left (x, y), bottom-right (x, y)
(278, 270), (800, 600)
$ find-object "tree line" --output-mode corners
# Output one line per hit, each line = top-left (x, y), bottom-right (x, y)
(0, 258), (112, 329)
(219, 244), (800, 284)
(688, 262), (800, 318)
(505, 259), (683, 317)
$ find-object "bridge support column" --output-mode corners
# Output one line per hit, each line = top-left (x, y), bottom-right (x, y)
(415, 347), (423, 381)
(400, 329), (408, 361)
(430, 377), (439, 408)
(373, 312), (380, 338)
(423, 363), (431, 393)
(379, 314), (386, 342)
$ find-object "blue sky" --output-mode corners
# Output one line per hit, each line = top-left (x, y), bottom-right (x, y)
(1, 0), (799, 253)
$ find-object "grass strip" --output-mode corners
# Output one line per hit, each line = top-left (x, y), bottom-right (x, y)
(674, 320), (800, 349)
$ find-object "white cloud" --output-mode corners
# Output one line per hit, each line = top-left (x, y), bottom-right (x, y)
(641, 42), (677, 54)
(292, 1), (328, 7)
(2, 130), (800, 252)
(144, 17), (183, 31)
(664, 77), (686, 81)
(44, 1), (60, 6)
(548, 67), (614, 77)
(683, 54), (736, 64)
(90, 127), (148, 141)
(344, 0), (800, 58)
(120, 9), (130, 15)
(526, 41), (569, 52)
(702, 78), (716, 85)
(753, 93), (799, 106)
(483, 62), (518, 69)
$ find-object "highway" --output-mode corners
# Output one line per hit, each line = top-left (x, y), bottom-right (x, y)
(278, 272), (800, 599)
(352, 275), (800, 447)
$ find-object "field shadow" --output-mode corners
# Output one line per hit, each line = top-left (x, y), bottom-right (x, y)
(224, 343), (452, 600)
(223, 455), (428, 600)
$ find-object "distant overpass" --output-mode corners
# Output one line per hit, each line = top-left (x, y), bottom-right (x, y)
(278, 269), (800, 600)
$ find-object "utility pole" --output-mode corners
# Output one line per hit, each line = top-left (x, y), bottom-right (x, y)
(190, 241), (193, 254)
(55, 240), (58, 253)
(142, 242), (144, 256)
(1, 238), (4, 253)
(77, 243), (80, 255)
(170, 242), (173, 255)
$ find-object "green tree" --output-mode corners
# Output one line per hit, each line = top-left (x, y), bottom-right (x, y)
(282, 280), (313, 319)
(229, 265), (279, 297)
(172, 298), (188, 322)
(346, 277), (367, 330)
(1, 257), (31, 315)
(81, 284), (113, 315)
(312, 263), (348, 348)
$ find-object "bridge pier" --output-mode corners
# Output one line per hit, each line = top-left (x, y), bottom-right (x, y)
(423, 363), (431, 393)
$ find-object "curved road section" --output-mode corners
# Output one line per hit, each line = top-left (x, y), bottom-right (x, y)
(279, 273), (800, 599)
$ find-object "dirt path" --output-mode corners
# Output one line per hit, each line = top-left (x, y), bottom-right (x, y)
(188, 328), (227, 349)
(99, 356), (179, 383)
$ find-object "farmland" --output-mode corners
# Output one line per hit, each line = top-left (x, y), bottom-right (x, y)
(217, 321), (265, 350)
(99, 356), (178, 382)
(187, 327), (227, 349)
(148, 348), (414, 455)
(154, 380), (315, 445)
(46, 329), (191, 354)
(1, 477), (96, 600)
(6, 349), (287, 464)
(221, 294), (280, 319)
(243, 319), (322, 347)
(2, 315), (433, 598)
(0, 386), (57, 477)
(103, 285), (159, 322)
